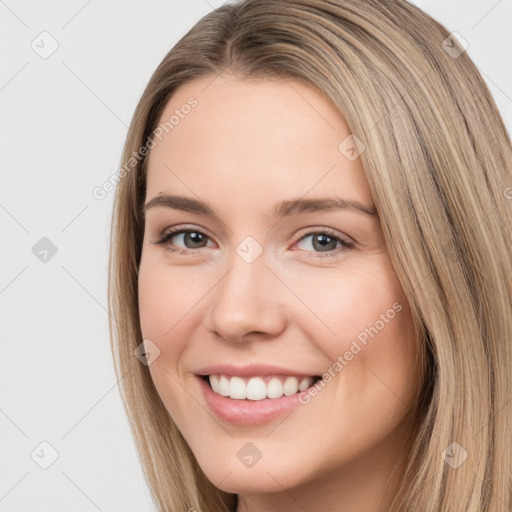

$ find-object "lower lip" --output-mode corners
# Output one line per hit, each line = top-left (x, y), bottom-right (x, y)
(197, 376), (308, 426)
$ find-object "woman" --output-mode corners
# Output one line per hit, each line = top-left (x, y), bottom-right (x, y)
(108, 1), (512, 510)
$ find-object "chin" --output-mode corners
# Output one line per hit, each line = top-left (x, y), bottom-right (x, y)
(195, 449), (313, 494)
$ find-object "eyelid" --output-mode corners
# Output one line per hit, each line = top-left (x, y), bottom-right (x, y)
(294, 225), (354, 245)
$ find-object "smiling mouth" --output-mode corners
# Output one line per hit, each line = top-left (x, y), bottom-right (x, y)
(200, 374), (322, 401)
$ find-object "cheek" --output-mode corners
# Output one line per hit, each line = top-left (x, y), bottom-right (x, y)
(137, 261), (196, 423)
(137, 257), (221, 410)
(291, 258), (420, 405)
(284, 258), (412, 353)
(137, 263), (193, 409)
(138, 258), (206, 346)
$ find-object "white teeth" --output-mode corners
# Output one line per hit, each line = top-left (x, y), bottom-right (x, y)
(283, 376), (299, 396)
(208, 374), (316, 400)
(246, 377), (267, 400)
(229, 376), (246, 399)
(267, 377), (283, 398)
(298, 377), (311, 391)
(218, 375), (230, 396)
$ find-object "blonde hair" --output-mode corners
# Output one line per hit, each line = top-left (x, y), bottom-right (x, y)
(108, 1), (512, 510)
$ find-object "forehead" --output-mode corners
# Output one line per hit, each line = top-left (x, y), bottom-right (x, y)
(145, 73), (373, 211)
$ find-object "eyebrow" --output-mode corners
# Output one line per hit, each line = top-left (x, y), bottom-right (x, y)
(141, 194), (378, 219)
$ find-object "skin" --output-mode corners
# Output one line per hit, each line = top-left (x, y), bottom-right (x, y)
(138, 73), (422, 512)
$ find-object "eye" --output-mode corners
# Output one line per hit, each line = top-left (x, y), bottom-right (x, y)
(293, 228), (354, 257)
(152, 225), (354, 258)
(152, 226), (215, 254)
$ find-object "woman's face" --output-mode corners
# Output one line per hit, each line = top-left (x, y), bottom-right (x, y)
(138, 74), (421, 508)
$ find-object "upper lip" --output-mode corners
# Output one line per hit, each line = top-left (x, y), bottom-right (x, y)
(195, 363), (321, 378)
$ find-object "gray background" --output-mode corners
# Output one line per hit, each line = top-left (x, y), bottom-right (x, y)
(1, 1), (511, 510)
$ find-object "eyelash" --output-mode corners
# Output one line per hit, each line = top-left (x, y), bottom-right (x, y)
(153, 225), (354, 258)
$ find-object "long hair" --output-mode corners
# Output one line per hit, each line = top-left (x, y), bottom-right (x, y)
(108, 1), (512, 510)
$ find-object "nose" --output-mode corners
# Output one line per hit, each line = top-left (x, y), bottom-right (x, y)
(204, 249), (287, 343)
